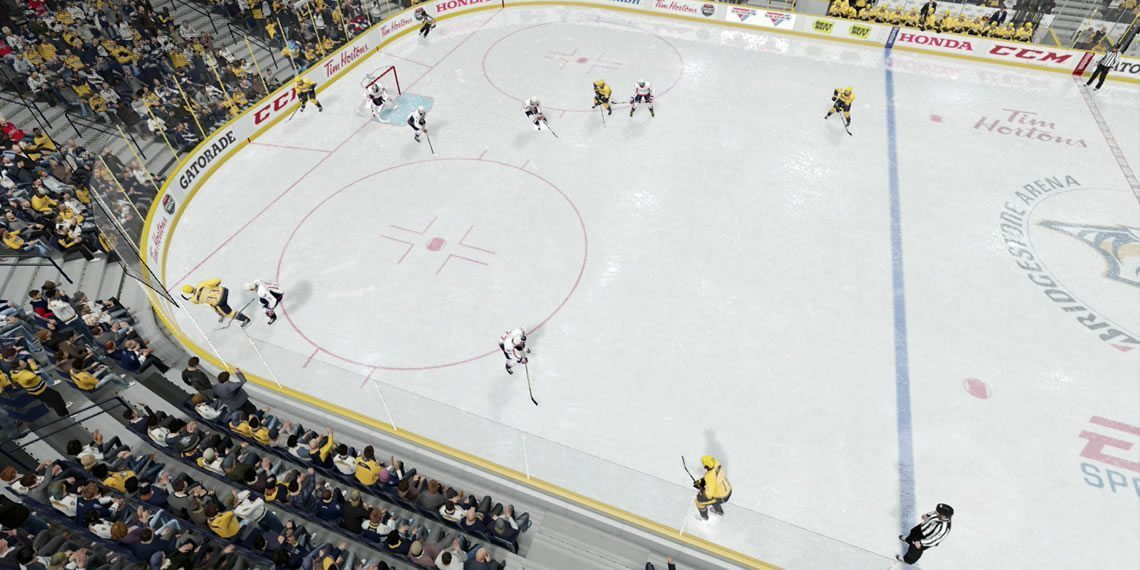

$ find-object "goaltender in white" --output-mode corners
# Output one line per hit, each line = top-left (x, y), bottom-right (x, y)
(365, 82), (391, 116)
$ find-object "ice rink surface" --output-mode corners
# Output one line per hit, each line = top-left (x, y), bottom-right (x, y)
(163, 6), (1140, 569)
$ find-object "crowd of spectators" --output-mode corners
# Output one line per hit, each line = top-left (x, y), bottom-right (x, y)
(829, 0), (1038, 40)
(0, 277), (167, 427)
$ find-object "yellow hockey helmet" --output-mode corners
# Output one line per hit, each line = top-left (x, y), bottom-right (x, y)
(843, 87), (853, 95)
(594, 80), (606, 88)
(701, 455), (718, 469)
(181, 285), (195, 294)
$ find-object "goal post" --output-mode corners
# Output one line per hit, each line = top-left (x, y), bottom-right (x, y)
(361, 65), (401, 96)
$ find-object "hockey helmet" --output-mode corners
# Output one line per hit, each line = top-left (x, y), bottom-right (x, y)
(594, 80), (606, 88)
(181, 285), (195, 294)
(843, 87), (853, 95)
(528, 97), (539, 106)
(244, 282), (256, 291)
(637, 79), (646, 87)
(935, 503), (954, 517)
(417, 106), (425, 115)
(414, 6), (425, 19)
(701, 455), (718, 469)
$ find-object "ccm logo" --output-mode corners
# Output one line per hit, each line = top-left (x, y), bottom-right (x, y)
(989, 45), (1072, 64)
(253, 89), (298, 125)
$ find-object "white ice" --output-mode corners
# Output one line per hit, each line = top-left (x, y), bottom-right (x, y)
(163, 6), (1140, 569)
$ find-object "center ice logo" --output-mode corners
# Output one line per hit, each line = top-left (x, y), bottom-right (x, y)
(1040, 222), (1140, 288)
(997, 178), (1140, 352)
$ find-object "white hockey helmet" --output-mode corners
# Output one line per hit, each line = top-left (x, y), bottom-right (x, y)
(417, 106), (425, 115)
(244, 282), (256, 291)
(637, 79), (646, 87)
(528, 97), (539, 106)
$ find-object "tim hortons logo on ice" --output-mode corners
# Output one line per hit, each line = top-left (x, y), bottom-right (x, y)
(253, 89), (298, 126)
(434, 0), (494, 14)
(322, 43), (370, 78)
(1078, 416), (1140, 499)
(897, 31), (973, 51)
(177, 131), (238, 190)
(996, 177), (1140, 351)
(988, 44), (1073, 65)
(974, 109), (1088, 147)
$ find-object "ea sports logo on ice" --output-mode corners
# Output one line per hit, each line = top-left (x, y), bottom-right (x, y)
(997, 177), (1140, 352)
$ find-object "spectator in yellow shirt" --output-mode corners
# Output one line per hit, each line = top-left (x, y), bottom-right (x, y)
(354, 445), (383, 486)
(205, 503), (243, 538)
(37, 42), (58, 62)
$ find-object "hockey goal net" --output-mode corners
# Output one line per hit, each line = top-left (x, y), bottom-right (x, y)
(360, 65), (402, 96)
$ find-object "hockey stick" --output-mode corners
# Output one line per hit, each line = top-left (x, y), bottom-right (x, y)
(286, 104), (301, 122)
(681, 456), (697, 483)
(541, 120), (558, 139)
(524, 360), (538, 406)
(425, 130), (436, 155)
(599, 105), (607, 128)
(826, 103), (853, 136)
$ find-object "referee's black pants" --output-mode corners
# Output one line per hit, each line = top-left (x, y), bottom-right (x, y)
(1085, 64), (1111, 89)
(901, 525), (927, 564)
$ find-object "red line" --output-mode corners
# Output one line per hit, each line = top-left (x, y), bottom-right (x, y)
(389, 216), (437, 235)
(435, 254), (488, 275)
(173, 120), (373, 286)
(458, 225), (496, 255)
(1091, 416), (1140, 436)
(359, 367), (377, 388)
(404, 10), (502, 92)
(378, 235), (415, 264)
(381, 52), (432, 68)
(249, 141), (332, 153)
(303, 348), (318, 368)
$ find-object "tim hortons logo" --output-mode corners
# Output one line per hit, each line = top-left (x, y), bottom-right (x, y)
(700, 3), (714, 16)
(974, 109), (1087, 147)
(383, 15), (415, 37)
(253, 89), (298, 126)
(897, 31), (973, 51)
(434, 0), (493, 14)
(989, 44), (1073, 64)
(655, 0), (698, 15)
(323, 43), (369, 77)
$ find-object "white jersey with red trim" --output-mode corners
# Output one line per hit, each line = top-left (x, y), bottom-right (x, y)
(634, 82), (653, 97)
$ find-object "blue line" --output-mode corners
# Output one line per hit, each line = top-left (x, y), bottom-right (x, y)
(883, 40), (917, 535)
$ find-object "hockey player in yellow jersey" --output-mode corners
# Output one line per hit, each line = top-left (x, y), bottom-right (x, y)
(694, 455), (732, 520)
(181, 278), (251, 326)
(294, 77), (323, 112)
(592, 80), (613, 115)
(825, 86), (856, 127)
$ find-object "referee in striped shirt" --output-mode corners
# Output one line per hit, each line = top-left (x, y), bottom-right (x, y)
(896, 503), (953, 564)
(1085, 46), (1121, 91)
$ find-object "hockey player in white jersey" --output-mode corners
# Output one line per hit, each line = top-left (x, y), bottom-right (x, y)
(630, 80), (655, 117)
(499, 328), (530, 374)
(365, 83), (390, 116)
(522, 97), (546, 131)
(245, 280), (284, 325)
(407, 106), (428, 142)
